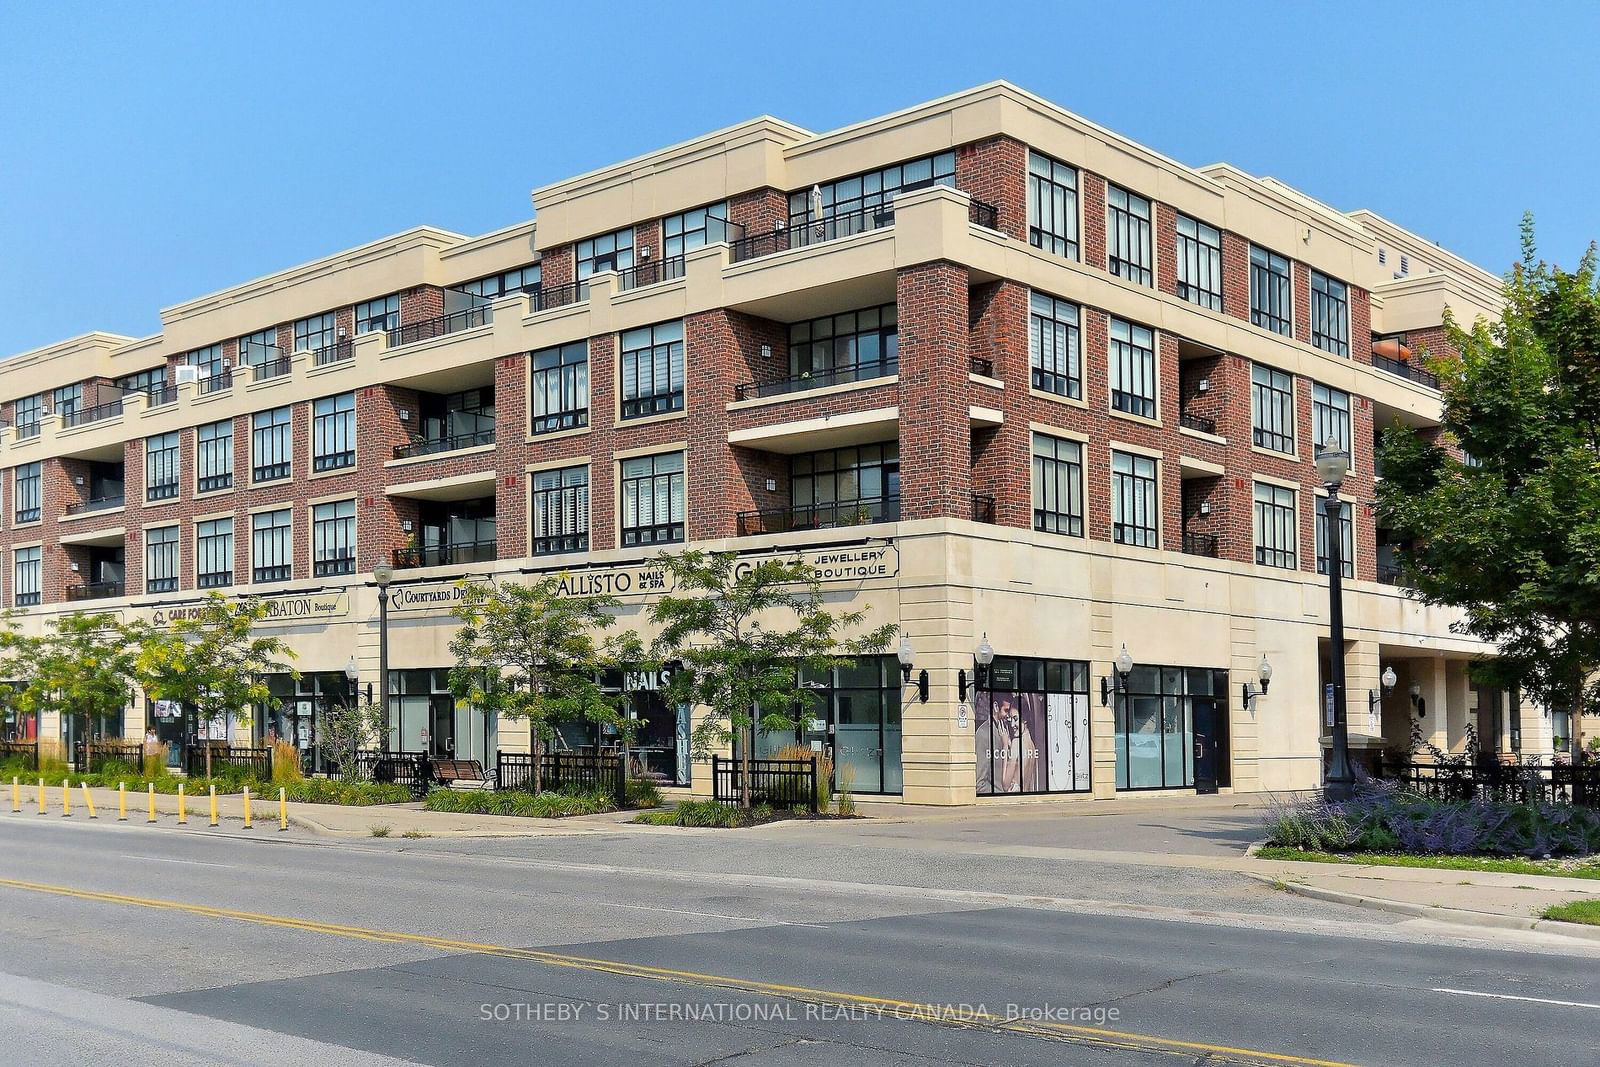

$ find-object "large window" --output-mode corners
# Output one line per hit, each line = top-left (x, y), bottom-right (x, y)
(13, 546), (40, 606)
(1310, 271), (1350, 356)
(197, 518), (233, 589)
(530, 341), (589, 435)
(1106, 185), (1153, 285)
(1251, 363), (1295, 454)
(1316, 497), (1355, 579)
(1109, 317), (1156, 418)
(1027, 151), (1078, 260)
(354, 294), (399, 335)
(619, 321), (685, 420)
(454, 265), (540, 304)
(576, 227), (633, 281)
(662, 203), (729, 257)
(1115, 666), (1228, 791)
(14, 462), (40, 523)
(52, 383), (83, 419)
(115, 365), (167, 396)
(145, 432), (180, 501)
(1029, 292), (1080, 398)
(531, 465), (589, 556)
(787, 152), (955, 227)
(1250, 245), (1292, 335)
(1111, 451), (1158, 548)
(252, 406), (293, 482)
(145, 526), (179, 593)
(790, 443), (900, 526)
(787, 304), (898, 385)
(619, 452), (684, 547)
(1312, 383), (1352, 461)
(13, 395), (42, 438)
(312, 500), (356, 576)
(236, 327), (278, 367)
(975, 657), (1092, 796)
(197, 419), (233, 492)
(1032, 433), (1084, 537)
(1253, 482), (1297, 569)
(293, 312), (338, 355)
(186, 344), (226, 382)
(1175, 215), (1223, 311)
(252, 508), (293, 583)
(761, 657), (903, 795)
(312, 393), (355, 472)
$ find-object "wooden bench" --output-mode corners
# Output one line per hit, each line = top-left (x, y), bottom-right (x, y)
(430, 758), (489, 789)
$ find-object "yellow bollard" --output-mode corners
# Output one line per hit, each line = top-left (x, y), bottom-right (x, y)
(209, 784), (218, 827)
(62, 779), (71, 817)
(278, 787), (288, 832)
(118, 782), (127, 821)
(242, 786), (252, 830)
(37, 778), (45, 814)
(81, 783), (96, 819)
(177, 782), (187, 824)
(11, 776), (18, 813)
(147, 783), (156, 823)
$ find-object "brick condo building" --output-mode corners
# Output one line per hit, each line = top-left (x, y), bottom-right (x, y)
(0, 82), (1546, 804)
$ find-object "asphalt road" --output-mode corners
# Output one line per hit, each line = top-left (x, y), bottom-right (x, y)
(1, 814), (1597, 1066)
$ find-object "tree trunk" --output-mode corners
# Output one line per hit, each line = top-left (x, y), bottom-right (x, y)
(741, 708), (754, 809)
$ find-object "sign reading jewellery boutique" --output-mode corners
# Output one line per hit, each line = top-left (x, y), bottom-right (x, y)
(147, 591), (350, 627)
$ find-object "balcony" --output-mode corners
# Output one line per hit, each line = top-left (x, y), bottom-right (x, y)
(146, 384), (178, 406)
(61, 398), (125, 429)
(66, 580), (124, 601)
(1371, 335), (1441, 390)
(392, 427), (496, 460)
(1179, 411), (1217, 435)
(730, 205), (895, 264)
(736, 495), (899, 536)
(394, 540), (498, 568)
(387, 305), (493, 347)
(313, 340), (354, 367)
(971, 493), (996, 524)
(64, 494), (125, 517)
(1181, 531), (1219, 558)
(197, 370), (233, 395)
(529, 281), (585, 313)
(253, 355), (294, 382)
(969, 355), (995, 378)
(735, 359), (897, 401)
(617, 256), (685, 292)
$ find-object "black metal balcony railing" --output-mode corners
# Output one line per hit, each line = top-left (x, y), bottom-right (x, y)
(64, 494), (125, 516)
(1179, 411), (1217, 435)
(313, 340), (354, 366)
(736, 495), (900, 537)
(617, 256), (686, 292)
(387, 305), (493, 348)
(147, 384), (178, 407)
(253, 355), (293, 382)
(392, 426), (496, 460)
(734, 359), (897, 401)
(970, 355), (995, 378)
(529, 281), (585, 313)
(1182, 531), (1220, 558)
(16, 420), (41, 439)
(197, 370), (233, 395)
(61, 398), (124, 428)
(393, 540), (498, 568)
(968, 197), (1000, 230)
(730, 204), (896, 264)
(1378, 558), (1406, 585)
(66, 581), (124, 602)
(971, 493), (996, 524)
(1371, 351), (1441, 390)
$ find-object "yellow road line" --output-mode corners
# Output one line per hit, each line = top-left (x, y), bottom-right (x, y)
(0, 875), (1360, 1067)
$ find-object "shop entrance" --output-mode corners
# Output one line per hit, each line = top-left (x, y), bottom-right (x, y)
(757, 656), (902, 795)
(388, 669), (494, 766)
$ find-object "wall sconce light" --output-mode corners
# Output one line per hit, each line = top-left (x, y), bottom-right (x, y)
(1410, 681), (1427, 718)
(760, 344), (773, 360)
(69, 561), (80, 573)
(399, 409), (411, 422)
(73, 475), (85, 486)
(1241, 654), (1273, 708)
(1369, 665), (1397, 713)
(897, 636), (928, 703)
(1197, 378), (1209, 393)
(639, 245), (651, 261)
(1198, 502), (1211, 516)
(959, 633), (995, 702)
(1101, 643), (1134, 706)
(401, 520), (414, 533)
(765, 478), (777, 492)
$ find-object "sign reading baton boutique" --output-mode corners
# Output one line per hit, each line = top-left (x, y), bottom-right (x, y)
(148, 591), (350, 627)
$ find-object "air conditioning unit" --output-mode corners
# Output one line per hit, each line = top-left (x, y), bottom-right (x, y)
(174, 365), (199, 385)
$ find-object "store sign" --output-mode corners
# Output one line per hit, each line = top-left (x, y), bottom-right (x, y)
(551, 542), (899, 601)
(389, 578), (493, 615)
(149, 591), (349, 627)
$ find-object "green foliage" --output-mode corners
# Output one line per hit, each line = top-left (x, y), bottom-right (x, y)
(423, 786), (615, 818)
(1543, 899), (1600, 925)
(1256, 846), (1600, 879)
(6, 612), (140, 743)
(1378, 219), (1600, 746)
(624, 777), (663, 809)
(319, 699), (385, 782)
(278, 779), (410, 805)
(632, 800), (786, 828)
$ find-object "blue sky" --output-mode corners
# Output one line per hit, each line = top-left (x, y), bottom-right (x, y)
(2, 1), (1596, 356)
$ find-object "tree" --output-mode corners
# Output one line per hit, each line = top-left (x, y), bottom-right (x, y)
(130, 594), (298, 779)
(647, 551), (896, 807)
(447, 577), (634, 794)
(1379, 218), (1600, 760)
(14, 612), (139, 749)
(321, 696), (387, 782)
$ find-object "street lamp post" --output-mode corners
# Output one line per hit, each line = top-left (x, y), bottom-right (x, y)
(373, 561), (394, 753)
(1316, 441), (1355, 802)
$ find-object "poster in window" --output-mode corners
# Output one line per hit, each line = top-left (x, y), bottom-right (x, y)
(973, 691), (994, 795)
(1046, 693), (1070, 791)
(1019, 692), (1045, 792)
(1071, 694), (1091, 791)
(991, 691), (1022, 793)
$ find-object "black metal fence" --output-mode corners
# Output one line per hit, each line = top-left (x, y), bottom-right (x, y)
(185, 745), (273, 781)
(61, 398), (125, 428)
(495, 750), (628, 806)
(313, 748), (431, 794)
(1179, 410), (1217, 435)
(1182, 531), (1219, 558)
(73, 741), (146, 774)
(711, 755), (818, 812)
(736, 495), (899, 537)
(393, 426), (496, 459)
(387, 305), (493, 347)
(529, 281), (585, 313)
(971, 493), (996, 524)
(0, 741), (37, 770)
(734, 360), (896, 401)
(1371, 351), (1441, 390)
(617, 255), (686, 291)
(968, 197), (1000, 230)
(1376, 758), (1599, 806)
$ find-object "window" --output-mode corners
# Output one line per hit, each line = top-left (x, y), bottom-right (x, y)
(662, 203), (729, 257)
(1175, 215), (1223, 311)
(1111, 451), (1158, 548)
(619, 321), (685, 420)
(1109, 318), (1156, 419)
(531, 465), (589, 556)
(13, 395), (42, 438)
(1106, 185), (1152, 285)
(1114, 666), (1228, 791)
(974, 657), (1092, 796)
(186, 344), (226, 382)
(145, 526), (179, 593)
(1027, 151), (1078, 260)
(576, 228), (633, 281)
(197, 419), (233, 492)
(1032, 433), (1084, 536)
(790, 443), (900, 525)
(312, 500), (356, 576)
(1316, 497), (1354, 579)
(312, 393), (355, 471)
(530, 341), (589, 435)
(788, 304), (898, 384)
(1312, 383), (1352, 462)
(13, 546), (40, 606)
(251, 508), (292, 583)
(115, 366), (167, 395)
(1253, 482), (1297, 569)
(145, 432), (180, 501)
(236, 327), (278, 368)
(619, 452), (684, 547)
(252, 406), (293, 482)
(197, 518), (233, 588)
(14, 463), (40, 523)
(1029, 292), (1080, 398)
(1250, 245), (1291, 335)
(788, 152), (955, 227)
(1251, 364), (1295, 454)
(294, 312), (337, 355)
(1310, 271), (1350, 356)
(52, 383), (83, 420)
(354, 295), (399, 335)
(454, 265), (541, 303)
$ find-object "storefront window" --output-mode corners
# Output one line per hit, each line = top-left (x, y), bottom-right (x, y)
(753, 656), (902, 795)
(255, 672), (352, 773)
(553, 666), (691, 787)
(1114, 666), (1230, 790)
(388, 668), (496, 766)
(975, 657), (1091, 795)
